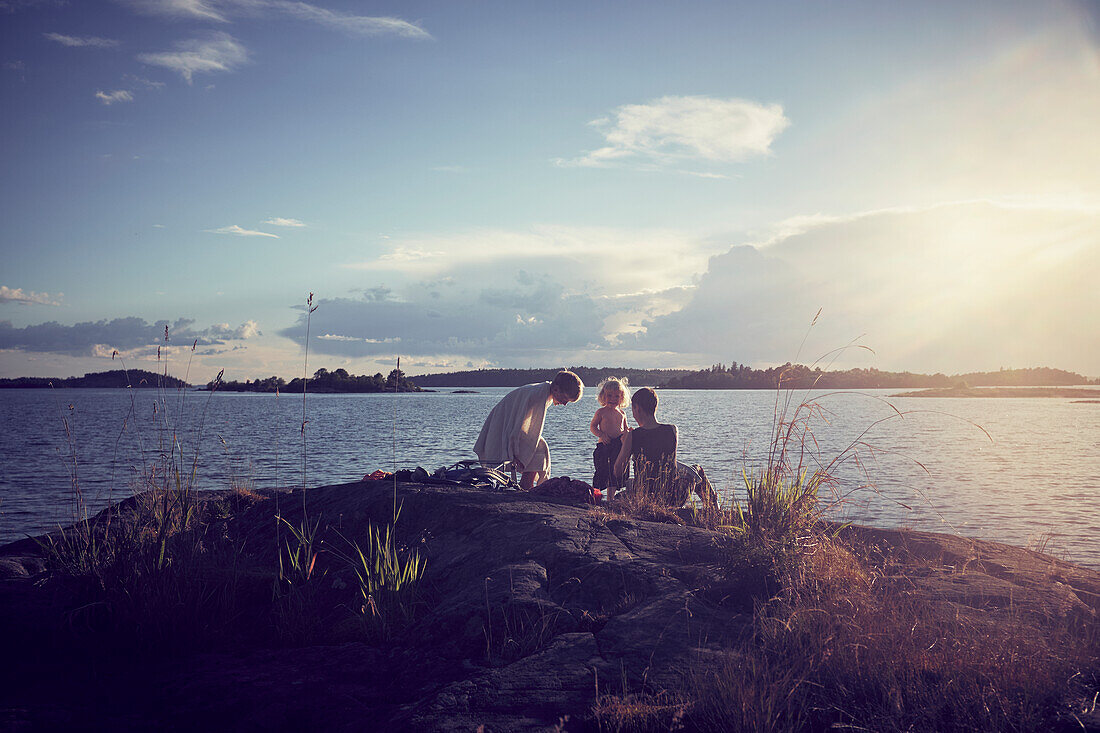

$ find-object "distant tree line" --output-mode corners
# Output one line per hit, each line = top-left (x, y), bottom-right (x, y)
(659, 364), (1094, 390)
(0, 369), (189, 389)
(207, 368), (421, 393)
(410, 367), (693, 388)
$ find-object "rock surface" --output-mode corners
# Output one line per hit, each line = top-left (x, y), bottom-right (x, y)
(1, 480), (1098, 731)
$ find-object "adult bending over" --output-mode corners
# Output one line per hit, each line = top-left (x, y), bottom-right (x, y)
(474, 370), (584, 489)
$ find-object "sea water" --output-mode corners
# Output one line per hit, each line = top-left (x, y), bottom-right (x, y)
(1, 387), (1097, 568)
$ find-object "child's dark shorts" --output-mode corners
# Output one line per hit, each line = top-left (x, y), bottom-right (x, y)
(592, 435), (623, 490)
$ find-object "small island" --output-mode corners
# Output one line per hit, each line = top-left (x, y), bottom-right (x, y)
(208, 367), (422, 393)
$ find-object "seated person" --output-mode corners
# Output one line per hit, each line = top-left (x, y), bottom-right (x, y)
(474, 370), (584, 489)
(613, 387), (719, 509)
(613, 387), (679, 505)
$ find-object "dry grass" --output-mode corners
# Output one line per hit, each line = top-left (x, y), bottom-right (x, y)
(591, 689), (689, 733)
(686, 533), (1099, 732)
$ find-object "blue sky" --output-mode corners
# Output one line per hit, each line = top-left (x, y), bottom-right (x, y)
(2, 0), (1098, 380)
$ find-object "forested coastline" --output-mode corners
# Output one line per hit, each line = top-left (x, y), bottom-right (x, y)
(0, 369), (189, 389)
(659, 364), (1096, 389)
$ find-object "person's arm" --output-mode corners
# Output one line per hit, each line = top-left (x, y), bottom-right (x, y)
(613, 429), (633, 482)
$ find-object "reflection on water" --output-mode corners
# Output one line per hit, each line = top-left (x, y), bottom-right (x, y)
(1, 387), (1097, 568)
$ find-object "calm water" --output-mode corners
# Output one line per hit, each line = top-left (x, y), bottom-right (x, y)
(1, 387), (1097, 568)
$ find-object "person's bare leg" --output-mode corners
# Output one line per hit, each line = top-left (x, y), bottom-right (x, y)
(520, 471), (538, 490)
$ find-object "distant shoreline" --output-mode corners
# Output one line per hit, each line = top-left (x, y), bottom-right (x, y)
(891, 387), (1100, 398)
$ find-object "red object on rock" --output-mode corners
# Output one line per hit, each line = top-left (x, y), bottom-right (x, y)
(363, 469), (392, 481)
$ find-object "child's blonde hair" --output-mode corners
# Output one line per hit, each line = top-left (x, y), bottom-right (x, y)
(596, 377), (630, 408)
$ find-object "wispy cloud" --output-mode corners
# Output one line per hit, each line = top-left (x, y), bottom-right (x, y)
(122, 0), (431, 39)
(558, 95), (789, 170)
(123, 0), (228, 22)
(137, 32), (248, 84)
(248, 0), (431, 39)
(44, 32), (121, 48)
(95, 89), (134, 105)
(0, 286), (62, 306)
(124, 74), (166, 89)
(206, 224), (279, 238)
(263, 217), (305, 227)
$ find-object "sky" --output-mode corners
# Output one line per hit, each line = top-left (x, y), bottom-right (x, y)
(2, 0), (1098, 381)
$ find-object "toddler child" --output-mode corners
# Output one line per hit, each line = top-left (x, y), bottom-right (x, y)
(590, 378), (630, 499)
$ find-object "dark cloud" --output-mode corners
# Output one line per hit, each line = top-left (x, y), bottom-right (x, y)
(0, 317), (259, 356)
(280, 274), (609, 359)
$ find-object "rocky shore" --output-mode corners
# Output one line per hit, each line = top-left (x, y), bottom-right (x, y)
(2, 481), (1098, 731)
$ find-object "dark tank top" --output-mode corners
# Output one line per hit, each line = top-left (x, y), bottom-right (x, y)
(631, 423), (677, 498)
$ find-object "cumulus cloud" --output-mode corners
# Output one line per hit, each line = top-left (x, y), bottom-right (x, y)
(632, 200), (1100, 374)
(284, 226), (725, 361)
(122, 0), (431, 38)
(0, 286), (62, 306)
(559, 95), (790, 170)
(44, 33), (120, 48)
(95, 89), (134, 105)
(137, 32), (248, 84)
(263, 217), (305, 227)
(206, 224), (279, 238)
(0, 316), (261, 356)
(207, 319), (260, 339)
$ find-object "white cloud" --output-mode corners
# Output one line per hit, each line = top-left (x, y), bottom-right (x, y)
(244, 0), (431, 39)
(559, 95), (790, 170)
(121, 0), (431, 38)
(318, 333), (400, 343)
(264, 217), (305, 227)
(44, 32), (120, 48)
(342, 226), (723, 299)
(0, 286), (62, 306)
(206, 224), (279, 238)
(207, 319), (260, 339)
(95, 89), (134, 105)
(137, 32), (248, 84)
